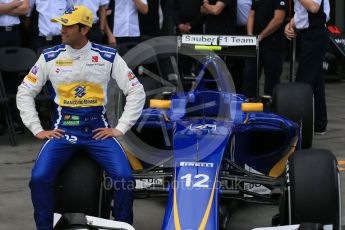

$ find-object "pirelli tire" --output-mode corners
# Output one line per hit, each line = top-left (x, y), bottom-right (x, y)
(272, 82), (314, 149)
(285, 149), (341, 229)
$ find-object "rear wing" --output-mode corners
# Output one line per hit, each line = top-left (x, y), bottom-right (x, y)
(178, 34), (259, 58)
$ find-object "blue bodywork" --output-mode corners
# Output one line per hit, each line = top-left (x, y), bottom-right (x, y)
(132, 57), (300, 230)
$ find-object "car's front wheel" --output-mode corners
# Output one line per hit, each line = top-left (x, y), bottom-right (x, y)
(282, 149), (341, 229)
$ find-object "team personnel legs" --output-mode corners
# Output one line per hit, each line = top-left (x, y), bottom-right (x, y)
(90, 23), (105, 44)
(295, 27), (329, 133)
(29, 36), (62, 54)
(242, 57), (259, 98)
(0, 26), (21, 47)
(262, 45), (284, 95)
(242, 41), (284, 98)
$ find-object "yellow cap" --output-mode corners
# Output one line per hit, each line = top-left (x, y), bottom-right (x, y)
(51, 5), (93, 28)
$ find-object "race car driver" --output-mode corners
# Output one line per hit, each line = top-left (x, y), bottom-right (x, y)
(16, 5), (145, 230)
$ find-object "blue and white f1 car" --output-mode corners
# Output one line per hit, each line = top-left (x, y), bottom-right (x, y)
(122, 35), (342, 230)
(51, 35), (341, 230)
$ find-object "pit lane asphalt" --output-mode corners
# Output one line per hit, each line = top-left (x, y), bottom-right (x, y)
(0, 79), (344, 230)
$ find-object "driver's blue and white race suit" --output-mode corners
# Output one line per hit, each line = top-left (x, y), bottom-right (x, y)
(16, 42), (145, 230)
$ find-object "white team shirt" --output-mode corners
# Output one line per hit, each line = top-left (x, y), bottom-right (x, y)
(67, 0), (109, 23)
(294, 0), (330, 29)
(112, 0), (147, 37)
(28, 0), (68, 36)
(237, 0), (251, 26)
(0, 0), (21, 26)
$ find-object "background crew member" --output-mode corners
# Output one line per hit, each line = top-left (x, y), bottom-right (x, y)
(231, 0), (251, 93)
(237, 0), (251, 33)
(173, 0), (204, 79)
(201, 0), (237, 91)
(201, 0), (237, 35)
(25, 0), (69, 52)
(242, 0), (287, 98)
(0, 0), (29, 47)
(285, 0), (330, 134)
(173, 0), (204, 35)
(0, 0), (29, 135)
(139, 0), (162, 40)
(105, 0), (148, 46)
(16, 6), (145, 229)
(67, 0), (109, 44)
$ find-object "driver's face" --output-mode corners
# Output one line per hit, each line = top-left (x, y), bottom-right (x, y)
(60, 24), (83, 47)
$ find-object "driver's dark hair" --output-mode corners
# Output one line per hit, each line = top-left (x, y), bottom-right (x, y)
(78, 23), (91, 39)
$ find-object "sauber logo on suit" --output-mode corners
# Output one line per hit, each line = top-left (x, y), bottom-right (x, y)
(92, 55), (99, 63)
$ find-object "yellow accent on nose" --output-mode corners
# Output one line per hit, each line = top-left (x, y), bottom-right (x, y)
(173, 169), (182, 230)
(198, 171), (218, 230)
(150, 99), (171, 109)
(241, 103), (263, 112)
(172, 168), (219, 230)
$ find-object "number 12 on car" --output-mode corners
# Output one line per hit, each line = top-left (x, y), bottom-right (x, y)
(180, 173), (210, 188)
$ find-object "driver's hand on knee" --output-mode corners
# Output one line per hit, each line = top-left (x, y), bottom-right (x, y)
(92, 128), (123, 140)
(35, 129), (65, 140)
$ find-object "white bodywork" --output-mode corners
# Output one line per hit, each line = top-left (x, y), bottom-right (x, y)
(252, 225), (333, 230)
(53, 213), (135, 230)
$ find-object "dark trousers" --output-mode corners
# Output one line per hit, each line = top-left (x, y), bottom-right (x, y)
(0, 25), (23, 130)
(229, 26), (247, 94)
(90, 23), (106, 44)
(0, 25), (21, 47)
(116, 36), (141, 45)
(243, 41), (284, 98)
(29, 35), (62, 54)
(296, 27), (328, 132)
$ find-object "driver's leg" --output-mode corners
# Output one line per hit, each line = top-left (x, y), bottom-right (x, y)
(30, 138), (75, 230)
(86, 137), (134, 224)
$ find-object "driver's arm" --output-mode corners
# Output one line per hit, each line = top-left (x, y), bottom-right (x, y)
(16, 54), (48, 136)
(111, 53), (145, 135)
